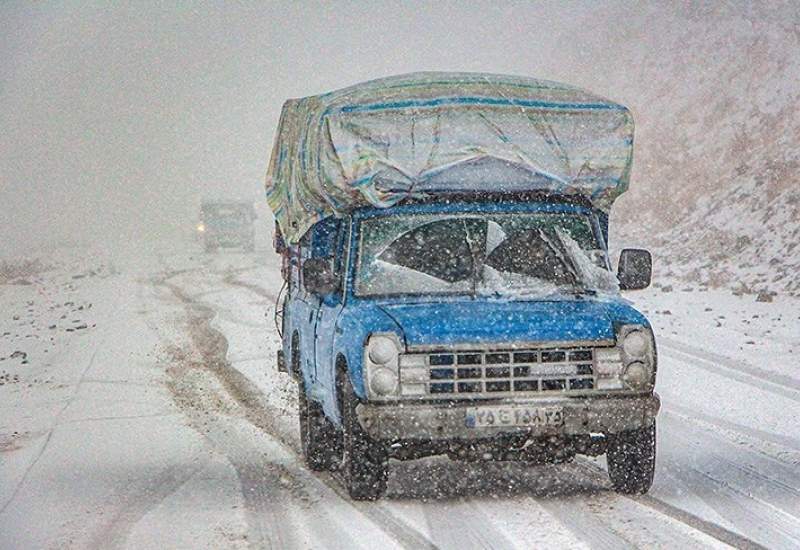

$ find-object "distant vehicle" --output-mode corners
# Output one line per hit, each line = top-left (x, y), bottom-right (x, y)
(197, 201), (255, 252)
(267, 73), (659, 500)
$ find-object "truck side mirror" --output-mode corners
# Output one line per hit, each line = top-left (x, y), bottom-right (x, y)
(617, 249), (652, 290)
(302, 258), (338, 296)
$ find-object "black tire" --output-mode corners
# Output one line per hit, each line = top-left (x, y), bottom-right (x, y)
(607, 422), (656, 495)
(338, 373), (387, 500)
(298, 381), (339, 471)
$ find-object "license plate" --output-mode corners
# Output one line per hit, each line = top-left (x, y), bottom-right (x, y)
(465, 405), (564, 428)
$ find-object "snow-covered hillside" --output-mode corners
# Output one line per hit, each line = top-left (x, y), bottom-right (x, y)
(539, 3), (800, 295)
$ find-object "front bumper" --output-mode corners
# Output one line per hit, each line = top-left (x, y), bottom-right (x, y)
(356, 394), (660, 441)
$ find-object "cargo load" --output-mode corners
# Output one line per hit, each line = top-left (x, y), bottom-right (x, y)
(266, 72), (634, 243)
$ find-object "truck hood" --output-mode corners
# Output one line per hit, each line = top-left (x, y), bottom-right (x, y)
(378, 298), (648, 347)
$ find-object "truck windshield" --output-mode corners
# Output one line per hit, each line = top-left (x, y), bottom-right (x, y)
(355, 212), (619, 298)
(202, 206), (251, 227)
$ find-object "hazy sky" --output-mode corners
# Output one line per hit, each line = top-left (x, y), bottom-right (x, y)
(3, 1), (621, 256)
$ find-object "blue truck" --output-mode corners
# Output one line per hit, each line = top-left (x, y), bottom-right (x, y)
(267, 73), (660, 500)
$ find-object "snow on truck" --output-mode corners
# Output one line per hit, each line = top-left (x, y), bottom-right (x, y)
(265, 72), (659, 500)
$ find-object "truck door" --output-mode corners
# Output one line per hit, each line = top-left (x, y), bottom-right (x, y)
(295, 236), (320, 383)
(304, 218), (342, 384)
(314, 219), (348, 393)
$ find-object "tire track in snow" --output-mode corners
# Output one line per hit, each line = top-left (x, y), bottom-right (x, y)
(160, 298), (301, 549)
(204, 421), (322, 550)
(536, 496), (634, 550)
(573, 459), (769, 549)
(158, 266), (438, 550)
(424, 502), (514, 549)
(156, 262), (310, 548)
(383, 460), (528, 549)
(314, 472), (439, 550)
(168, 357), (365, 549)
(661, 408), (800, 491)
(222, 271), (278, 302)
(519, 462), (659, 549)
(87, 462), (204, 550)
(664, 402), (800, 455)
(659, 337), (800, 404)
(652, 413), (800, 549)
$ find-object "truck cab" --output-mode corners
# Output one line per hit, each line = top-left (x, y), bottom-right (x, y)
(198, 200), (256, 252)
(280, 195), (658, 500)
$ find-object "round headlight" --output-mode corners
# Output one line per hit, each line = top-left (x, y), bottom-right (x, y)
(623, 361), (649, 389)
(370, 367), (398, 395)
(622, 330), (648, 357)
(368, 336), (398, 365)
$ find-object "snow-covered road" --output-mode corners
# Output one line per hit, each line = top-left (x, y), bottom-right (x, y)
(2, 248), (798, 549)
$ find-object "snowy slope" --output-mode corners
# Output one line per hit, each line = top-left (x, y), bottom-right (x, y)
(536, 3), (800, 295)
(624, 5), (800, 295)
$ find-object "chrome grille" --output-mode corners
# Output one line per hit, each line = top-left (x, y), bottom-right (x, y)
(399, 347), (596, 397)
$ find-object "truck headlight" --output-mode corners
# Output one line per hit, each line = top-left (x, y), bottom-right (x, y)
(622, 330), (648, 357)
(622, 361), (648, 388)
(370, 367), (398, 395)
(365, 333), (401, 398)
(595, 326), (656, 391)
(368, 335), (399, 365)
(618, 325), (655, 391)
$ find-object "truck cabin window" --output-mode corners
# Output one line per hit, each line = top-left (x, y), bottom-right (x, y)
(356, 212), (618, 298)
(301, 217), (343, 295)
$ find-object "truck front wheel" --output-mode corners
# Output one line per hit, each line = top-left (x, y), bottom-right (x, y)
(607, 422), (656, 494)
(338, 375), (387, 500)
(298, 381), (339, 471)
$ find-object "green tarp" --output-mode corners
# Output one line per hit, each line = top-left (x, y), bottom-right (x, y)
(266, 72), (634, 243)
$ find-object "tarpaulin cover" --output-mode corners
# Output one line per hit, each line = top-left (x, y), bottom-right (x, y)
(265, 72), (634, 243)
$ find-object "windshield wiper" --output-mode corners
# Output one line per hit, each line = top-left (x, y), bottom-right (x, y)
(564, 287), (597, 297)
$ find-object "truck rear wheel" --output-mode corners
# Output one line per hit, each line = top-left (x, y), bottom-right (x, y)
(339, 375), (387, 500)
(298, 381), (339, 471)
(607, 422), (656, 494)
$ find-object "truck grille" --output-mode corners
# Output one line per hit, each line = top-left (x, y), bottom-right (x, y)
(399, 347), (596, 397)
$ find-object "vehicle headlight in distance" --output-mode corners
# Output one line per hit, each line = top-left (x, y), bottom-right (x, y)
(365, 333), (401, 398)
